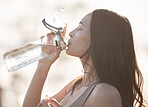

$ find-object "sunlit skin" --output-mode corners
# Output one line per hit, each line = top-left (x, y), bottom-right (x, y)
(66, 13), (91, 59)
(23, 13), (122, 107)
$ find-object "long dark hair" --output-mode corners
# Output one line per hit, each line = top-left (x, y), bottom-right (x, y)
(90, 9), (145, 107)
(71, 9), (146, 106)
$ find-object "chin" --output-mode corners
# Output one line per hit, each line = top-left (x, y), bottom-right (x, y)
(66, 49), (81, 58)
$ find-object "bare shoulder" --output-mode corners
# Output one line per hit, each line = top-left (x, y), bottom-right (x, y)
(84, 83), (123, 107)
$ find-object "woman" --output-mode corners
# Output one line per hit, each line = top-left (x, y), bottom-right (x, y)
(23, 9), (146, 107)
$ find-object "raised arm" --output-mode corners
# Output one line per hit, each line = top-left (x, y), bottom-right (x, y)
(22, 44), (61, 107)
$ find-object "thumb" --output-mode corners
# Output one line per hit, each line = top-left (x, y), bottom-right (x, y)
(47, 97), (62, 107)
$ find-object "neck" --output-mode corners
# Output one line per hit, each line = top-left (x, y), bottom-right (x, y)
(80, 58), (99, 87)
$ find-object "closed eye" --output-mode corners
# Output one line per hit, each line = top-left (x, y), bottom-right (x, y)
(78, 23), (84, 30)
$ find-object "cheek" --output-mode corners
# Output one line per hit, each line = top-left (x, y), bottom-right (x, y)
(66, 32), (90, 57)
(77, 31), (90, 50)
(76, 37), (90, 50)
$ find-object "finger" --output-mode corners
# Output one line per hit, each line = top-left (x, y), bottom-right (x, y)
(41, 32), (55, 45)
(38, 100), (49, 107)
(42, 100), (49, 107)
(56, 48), (61, 55)
(46, 32), (54, 37)
(46, 34), (55, 45)
(48, 97), (62, 107)
(42, 45), (57, 53)
(37, 103), (42, 107)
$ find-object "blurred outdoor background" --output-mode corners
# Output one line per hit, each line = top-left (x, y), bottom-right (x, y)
(0, 0), (148, 107)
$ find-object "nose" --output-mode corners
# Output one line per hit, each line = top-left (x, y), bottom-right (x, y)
(69, 28), (77, 38)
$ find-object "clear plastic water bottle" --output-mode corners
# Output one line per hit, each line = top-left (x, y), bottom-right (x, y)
(3, 19), (67, 72)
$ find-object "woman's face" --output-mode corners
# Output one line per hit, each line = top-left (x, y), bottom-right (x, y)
(66, 13), (92, 58)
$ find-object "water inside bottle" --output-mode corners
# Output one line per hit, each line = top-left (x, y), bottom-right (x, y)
(3, 43), (43, 72)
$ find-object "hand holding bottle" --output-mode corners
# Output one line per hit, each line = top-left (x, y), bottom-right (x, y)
(39, 33), (61, 67)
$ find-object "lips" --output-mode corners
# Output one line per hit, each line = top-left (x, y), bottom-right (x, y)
(67, 39), (71, 47)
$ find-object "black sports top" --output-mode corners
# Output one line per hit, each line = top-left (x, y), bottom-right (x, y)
(69, 81), (101, 107)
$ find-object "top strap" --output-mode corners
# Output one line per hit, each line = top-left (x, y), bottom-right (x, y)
(69, 81), (101, 107)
